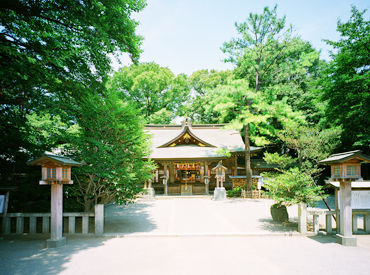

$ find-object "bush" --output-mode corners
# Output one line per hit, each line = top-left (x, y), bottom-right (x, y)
(227, 187), (242, 197)
(263, 167), (325, 207)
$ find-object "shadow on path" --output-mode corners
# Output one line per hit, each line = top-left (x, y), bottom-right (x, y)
(0, 236), (110, 275)
(104, 201), (157, 234)
(258, 218), (298, 233)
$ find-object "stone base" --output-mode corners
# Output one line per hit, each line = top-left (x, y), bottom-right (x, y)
(213, 187), (226, 201)
(46, 237), (66, 248)
(143, 188), (155, 197)
(336, 234), (356, 246)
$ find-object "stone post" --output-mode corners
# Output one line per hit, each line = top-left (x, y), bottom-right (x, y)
(326, 214), (332, 234)
(336, 181), (356, 246)
(95, 204), (104, 235)
(298, 203), (307, 234)
(47, 183), (66, 248)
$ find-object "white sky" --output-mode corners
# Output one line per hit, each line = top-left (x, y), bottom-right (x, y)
(112, 0), (369, 76)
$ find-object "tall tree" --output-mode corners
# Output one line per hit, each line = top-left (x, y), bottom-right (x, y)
(69, 92), (154, 211)
(221, 5), (292, 191)
(322, 6), (370, 152)
(108, 62), (190, 123)
(192, 79), (306, 190)
(0, 0), (146, 175)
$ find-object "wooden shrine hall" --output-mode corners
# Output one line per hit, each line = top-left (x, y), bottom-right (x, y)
(144, 119), (263, 195)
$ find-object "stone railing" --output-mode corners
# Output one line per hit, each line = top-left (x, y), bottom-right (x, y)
(1, 204), (104, 236)
(298, 203), (370, 234)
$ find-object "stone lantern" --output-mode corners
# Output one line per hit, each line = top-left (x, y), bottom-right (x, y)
(212, 161), (227, 200)
(320, 150), (370, 246)
(28, 154), (81, 248)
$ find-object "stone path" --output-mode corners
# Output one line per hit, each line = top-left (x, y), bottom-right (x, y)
(104, 197), (299, 236)
(1, 197), (370, 275)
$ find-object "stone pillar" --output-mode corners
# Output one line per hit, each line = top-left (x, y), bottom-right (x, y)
(163, 163), (168, 195)
(95, 204), (104, 235)
(326, 214), (333, 234)
(352, 215), (358, 234)
(47, 183), (66, 248)
(336, 181), (356, 246)
(298, 203), (307, 234)
(365, 215), (370, 233)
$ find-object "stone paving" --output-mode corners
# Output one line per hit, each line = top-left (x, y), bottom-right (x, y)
(1, 197), (370, 275)
(104, 197), (300, 236)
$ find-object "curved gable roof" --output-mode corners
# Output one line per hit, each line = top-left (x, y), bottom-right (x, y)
(158, 124), (216, 148)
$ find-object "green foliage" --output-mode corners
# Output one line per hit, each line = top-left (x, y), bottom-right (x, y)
(263, 124), (339, 206)
(321, 6), (370, 151)
(227, 187), (242, 198)
(67, 92), (155, 211)
(185, 69), (234, 123)
(276, 124), (341, 176)
(221, 5), (291, 91)
(0, 0), (146, 175)
(107, 62), (190, 123)
(263, 167), (324, 207)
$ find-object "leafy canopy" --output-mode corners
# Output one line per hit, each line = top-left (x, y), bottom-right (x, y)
(321, 6), (370, 151)
(108, 62), (190, 123)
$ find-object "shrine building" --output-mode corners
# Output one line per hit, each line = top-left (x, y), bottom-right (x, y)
(145, 119), (269, 195)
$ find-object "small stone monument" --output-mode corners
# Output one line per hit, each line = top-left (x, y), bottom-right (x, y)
(143, 180), (155, 198)
(28, 154), (81, 248)
(320, 150), (370, 246)
(204, 175), (209, 195)
(161, 175), (168, 195)
(212, 161), (227, 201)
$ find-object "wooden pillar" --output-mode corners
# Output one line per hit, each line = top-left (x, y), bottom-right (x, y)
(234, 155), (238, 176)
(163, 163), (168, 195)
(50, 183), (63, 241)
(169, 163), (175, 183)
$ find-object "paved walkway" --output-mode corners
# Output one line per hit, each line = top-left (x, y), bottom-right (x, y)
(1, 197), (370, 274)
(1, 235), (370, 275)
(104, 197), (299, 236)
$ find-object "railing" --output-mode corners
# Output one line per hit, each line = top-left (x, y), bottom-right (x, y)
(1, 204), (104, 236)
(298, 203), (370, 234)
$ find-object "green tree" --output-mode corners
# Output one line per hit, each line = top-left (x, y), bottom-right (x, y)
(221, 5), (293, 190)
(263, 124), (340, 207)
(108, 62), (190, 123)
(68, 92), (154, 211)
(192, 79), (305, 191)
(322, 6), (370, 151)
(0, 0), (146, 175)
(185, 69), (234, 123)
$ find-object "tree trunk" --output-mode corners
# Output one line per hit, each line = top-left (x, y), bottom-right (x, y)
(244, 124), (253, 191)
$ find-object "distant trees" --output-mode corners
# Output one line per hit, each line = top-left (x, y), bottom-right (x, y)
(108, 62), (190, 123)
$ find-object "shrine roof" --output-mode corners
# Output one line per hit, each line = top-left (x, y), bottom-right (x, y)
(319, 150), (370, 164)
(145, 121), (260, 160)
(28, 154), (82, 166)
